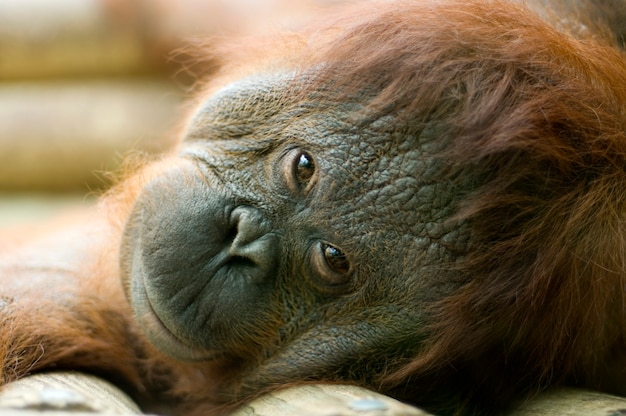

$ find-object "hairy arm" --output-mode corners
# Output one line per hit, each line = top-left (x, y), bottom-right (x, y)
(0, 207), (147, 393)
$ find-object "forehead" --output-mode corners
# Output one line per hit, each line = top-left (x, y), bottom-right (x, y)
(184, 72), (298, 142)
(187, 71), (421, 156)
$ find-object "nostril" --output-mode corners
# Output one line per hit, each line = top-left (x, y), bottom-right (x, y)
(225, 222), (238, 245)
(226, 206), (277, 275)
(229, 255), (256, 269)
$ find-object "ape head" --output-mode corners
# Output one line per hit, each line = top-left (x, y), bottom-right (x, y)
(122, 69), (452, 390)
(120, 1), (626, 414)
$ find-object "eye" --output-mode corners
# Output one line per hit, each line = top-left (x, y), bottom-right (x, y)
(295, 152), (315, 184)
(282, 148), (318, 193)
(322, 244), (350, 274)
(311, 242), (352, 288)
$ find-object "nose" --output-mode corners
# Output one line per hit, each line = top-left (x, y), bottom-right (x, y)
(226, 206), (278, 277)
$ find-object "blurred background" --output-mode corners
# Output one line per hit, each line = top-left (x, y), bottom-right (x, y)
(0, 0), (346, 229)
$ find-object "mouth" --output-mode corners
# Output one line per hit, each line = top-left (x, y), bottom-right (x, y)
(129, 258), (219, 362)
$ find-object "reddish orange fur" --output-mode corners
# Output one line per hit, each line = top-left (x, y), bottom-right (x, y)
(1, 1), (626, 415)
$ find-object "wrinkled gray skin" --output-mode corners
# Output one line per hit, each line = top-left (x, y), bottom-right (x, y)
(121, 72), (468, 392)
